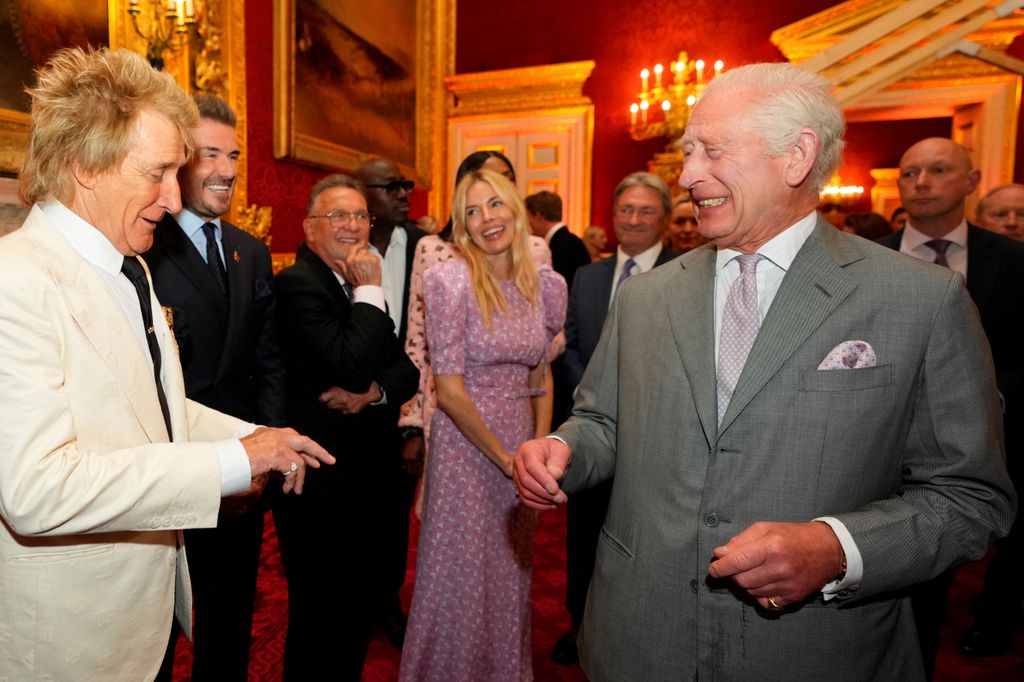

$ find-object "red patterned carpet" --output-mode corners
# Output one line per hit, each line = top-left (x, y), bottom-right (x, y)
(170, 508), (1022, 681)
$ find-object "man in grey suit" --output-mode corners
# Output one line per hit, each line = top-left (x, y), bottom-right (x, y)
(514, 62), (1015, 681)
(552, 171), (677, 665)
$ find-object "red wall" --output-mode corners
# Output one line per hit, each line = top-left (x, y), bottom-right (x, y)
(244, 0), (1024, 249)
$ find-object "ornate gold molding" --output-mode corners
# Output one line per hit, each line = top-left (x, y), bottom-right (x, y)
(446, 61), (596, 117)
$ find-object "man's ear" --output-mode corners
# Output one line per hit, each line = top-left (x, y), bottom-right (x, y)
(966, 168), (981, 195)
(785, 128), (820, 188)
(70, 160), (99, 191)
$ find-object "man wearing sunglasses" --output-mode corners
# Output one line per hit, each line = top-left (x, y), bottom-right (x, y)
(354, 158), (429, 649)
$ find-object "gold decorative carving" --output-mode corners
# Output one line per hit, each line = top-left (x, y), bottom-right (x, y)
(271, 252), (296, 274)
(0, 109), (29, 177)
(648, 150), (686, 196)
(235, 203), (273, 247)
(194, 0), (227, 97)
(446, 61), (596, 117)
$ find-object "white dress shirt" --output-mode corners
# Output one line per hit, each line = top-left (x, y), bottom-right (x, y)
(712, 211), (862, 598)
(380, 226), (408, 335)
(42, 200), (251, 495)
(174, 207), (225, 264)
(544, 222), (567, 244)
(609, 242), (664, 306)
(898, 220), (968, 279)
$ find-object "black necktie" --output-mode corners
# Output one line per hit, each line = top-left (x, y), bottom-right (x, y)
(924, 238), (952, 268)
(120, 256), (173, 440)
(202, 222), (228, 293)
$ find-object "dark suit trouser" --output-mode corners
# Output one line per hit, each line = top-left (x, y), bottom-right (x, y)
(154, 508), (264, 682)
(371, 465), (417, 616)
(565, 479), (613, 625)
(185, 510), (265, 681)
(274, 493), (371, 682)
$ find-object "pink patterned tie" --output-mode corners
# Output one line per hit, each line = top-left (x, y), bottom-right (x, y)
(717, 253), (764, 425)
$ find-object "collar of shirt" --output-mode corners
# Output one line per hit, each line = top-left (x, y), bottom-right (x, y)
(544, 222), (566, 244)
(380, 227), (408, 336)
(40, 199), (157, 371)
(42, 199), (125, 276)
(713, 211), (818, 364)
(900, 220), (968, 278)
(175, 208), (223, 264)
(615, 242), (663, 276)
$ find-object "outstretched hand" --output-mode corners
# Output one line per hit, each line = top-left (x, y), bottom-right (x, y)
(512, 437), (572, 510)
(240, 426), (335, 495)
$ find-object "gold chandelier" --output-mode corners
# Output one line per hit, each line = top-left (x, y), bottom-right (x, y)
(819, 174), (864, 207)
(628, 52), (723, 141)
(127, 0), (198, 71)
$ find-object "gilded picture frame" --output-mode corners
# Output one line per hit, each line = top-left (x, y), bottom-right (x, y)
(273, 0), (453, 189)
(0, 0), (116, 175)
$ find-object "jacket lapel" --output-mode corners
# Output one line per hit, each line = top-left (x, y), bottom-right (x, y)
(24, 208), (172, 443)
(965, 225), (997, 310)
(719, 218), (862, 432)
(155, 216), (229, 329)
(664, 246), (718, 444)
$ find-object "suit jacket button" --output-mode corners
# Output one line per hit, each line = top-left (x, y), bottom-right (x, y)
(690, 579), (699, 593)
(704, 512), (719, 527)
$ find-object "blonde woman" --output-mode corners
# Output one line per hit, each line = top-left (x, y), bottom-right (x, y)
(399, 170), (567, 681)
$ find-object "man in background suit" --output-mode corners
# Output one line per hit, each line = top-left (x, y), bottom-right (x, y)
(273, 174), (418, 680)
(526, 191), (591, 429)
(526, 190), (591, 291)
(0, 47), (330, 682)
(551, 171), (677, 665)
(515, 63), (1014, 681)
(353, 157), (428, 647)
(144, 94), (286, 681)
(976, 183), (1024, 240)
(879, 138), (1024, 664)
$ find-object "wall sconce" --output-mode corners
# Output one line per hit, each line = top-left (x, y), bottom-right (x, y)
(127, 0), (197, 71)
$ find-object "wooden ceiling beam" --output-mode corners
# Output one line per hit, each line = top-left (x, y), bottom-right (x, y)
(946, 38), (1024, 76)
(835, 1), (1024, 106)
(800, 0), (951, 74)
(824, 0), (993, 87)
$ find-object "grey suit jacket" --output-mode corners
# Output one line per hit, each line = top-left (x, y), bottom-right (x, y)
(564, 246), (677, 389)
(555, 217), (1015, 681)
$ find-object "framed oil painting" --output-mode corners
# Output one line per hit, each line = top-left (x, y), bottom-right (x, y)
(0, 0), (110, 175)
(274, 0), (452, 188)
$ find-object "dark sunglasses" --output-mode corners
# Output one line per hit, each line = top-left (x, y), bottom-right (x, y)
(366, 179), (414, 194)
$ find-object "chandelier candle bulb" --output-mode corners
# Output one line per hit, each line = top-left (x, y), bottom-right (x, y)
(640, 99), (649, 124)
(696, 59), (705, 84)
(641, 68), (650, 94)
(714, 60), (724, 78)
(630, 102), (639, 127)
(654, 63), (664, 89)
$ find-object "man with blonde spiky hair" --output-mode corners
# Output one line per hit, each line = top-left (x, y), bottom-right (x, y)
(0, 47), (332, 680)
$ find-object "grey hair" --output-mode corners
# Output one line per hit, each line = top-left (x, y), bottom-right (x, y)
(613, 171), (672, 216)
(702, 62), (845, 192)
(977, 183), (1024, 218)
(306, 174), (366, 215)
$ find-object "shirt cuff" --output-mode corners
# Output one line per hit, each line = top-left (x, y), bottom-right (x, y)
(353, 284), (386, 313)
(217, 439), (252, 496)
(814, 516), (863, 599)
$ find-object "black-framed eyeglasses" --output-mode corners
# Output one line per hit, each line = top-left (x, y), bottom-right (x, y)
(308, 210), (374, 228)
(365, 179), (414, 194)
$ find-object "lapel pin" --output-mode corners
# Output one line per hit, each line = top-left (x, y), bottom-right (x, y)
(233, 250), (241, 263)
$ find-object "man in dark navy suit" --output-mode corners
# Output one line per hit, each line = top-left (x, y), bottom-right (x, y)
(551, 172), (678, 665)
(144, 94), (286, 681)
(879, 137), (1024, 672)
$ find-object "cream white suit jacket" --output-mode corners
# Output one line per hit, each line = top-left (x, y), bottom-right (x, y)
(0, 205), (253, 681)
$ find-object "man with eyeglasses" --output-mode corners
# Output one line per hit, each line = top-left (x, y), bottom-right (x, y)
(353, 157), (428, 648)
(551, 171), (678, 665)
(271, 174), (419, 680)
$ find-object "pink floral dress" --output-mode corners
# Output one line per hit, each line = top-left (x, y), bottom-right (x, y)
(398, 259), (566, 682)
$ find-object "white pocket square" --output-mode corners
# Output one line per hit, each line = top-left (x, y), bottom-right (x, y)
(818, 340), (877, 370)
